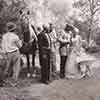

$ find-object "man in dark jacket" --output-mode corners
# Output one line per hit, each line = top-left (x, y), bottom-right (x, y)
(38, 24), (51, 84)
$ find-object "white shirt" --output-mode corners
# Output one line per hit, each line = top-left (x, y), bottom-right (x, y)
(49, 29), (57, 52)
(59, 30), (71, 43)
(2, 32), (22, 53)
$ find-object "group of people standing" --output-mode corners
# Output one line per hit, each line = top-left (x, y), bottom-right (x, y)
(0, 20), (96, 86)
(59, 24), (96, 80)
(37, 23), (96, 84)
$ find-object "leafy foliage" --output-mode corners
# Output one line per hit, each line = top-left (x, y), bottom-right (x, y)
(0, 0), (25, 34)
(74, 0), (100, 42)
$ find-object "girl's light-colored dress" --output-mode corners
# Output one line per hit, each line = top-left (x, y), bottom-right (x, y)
(77, 47), (96, 77)
(65, 35), (82, 79)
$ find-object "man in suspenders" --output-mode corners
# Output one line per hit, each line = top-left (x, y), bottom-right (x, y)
(38, 24), (51, 84)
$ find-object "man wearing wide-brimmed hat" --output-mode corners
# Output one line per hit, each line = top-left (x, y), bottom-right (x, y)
(2, 22), (22, 81)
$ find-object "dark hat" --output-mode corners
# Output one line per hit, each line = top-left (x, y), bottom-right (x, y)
(37, 27), (42, 32)
(65, 24), (73, 32)
(6, 22), (17, 32)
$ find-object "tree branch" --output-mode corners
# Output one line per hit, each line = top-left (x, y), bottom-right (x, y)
(93, 7), (100, 14)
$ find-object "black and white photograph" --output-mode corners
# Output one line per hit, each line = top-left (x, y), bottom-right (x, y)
(0, 0), (100, 100)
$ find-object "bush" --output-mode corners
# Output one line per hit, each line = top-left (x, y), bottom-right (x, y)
(86, 46), (100, 53)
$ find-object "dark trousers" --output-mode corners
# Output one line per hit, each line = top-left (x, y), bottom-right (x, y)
(0, 67), (5, 85)
(39, 52), (50, 82)
(60, 56), (68, 78)
(32, 52), (35, 67)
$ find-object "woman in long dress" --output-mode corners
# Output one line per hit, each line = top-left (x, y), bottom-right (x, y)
(65, 32), (96, 79)
(65, 33), (82, 79)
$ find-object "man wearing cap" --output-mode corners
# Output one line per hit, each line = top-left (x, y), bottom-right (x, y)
(58, 26), (71, 78)
(2, 22), (22, 80)
(38, 24), (51, 84)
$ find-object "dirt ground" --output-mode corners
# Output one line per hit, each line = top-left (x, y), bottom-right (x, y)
(0, 52), (100, 100)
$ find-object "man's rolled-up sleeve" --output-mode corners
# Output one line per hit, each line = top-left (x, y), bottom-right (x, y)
(15, 35), (22, 48)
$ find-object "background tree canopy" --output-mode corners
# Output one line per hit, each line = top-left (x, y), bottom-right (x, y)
(0, 0), (100, 46)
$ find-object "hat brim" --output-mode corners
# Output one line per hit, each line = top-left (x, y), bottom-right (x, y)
(6, 22), (17, 32)
(8, 26), (16, 32)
